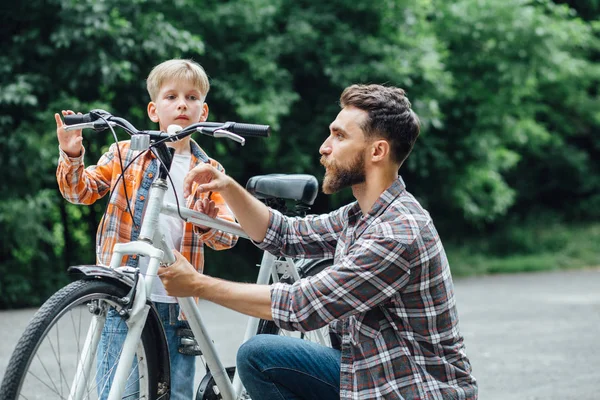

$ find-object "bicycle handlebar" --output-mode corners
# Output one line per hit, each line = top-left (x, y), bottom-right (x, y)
(63, 109), (271, 140)
(64, 114), (95, 125)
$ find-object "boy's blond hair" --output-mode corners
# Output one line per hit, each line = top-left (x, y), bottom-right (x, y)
(146, 59), (210, 101)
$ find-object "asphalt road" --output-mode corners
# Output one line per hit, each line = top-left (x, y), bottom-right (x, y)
(1, 268), (599, 399)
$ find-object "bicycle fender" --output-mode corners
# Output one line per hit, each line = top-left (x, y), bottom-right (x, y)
(68, 265), (136, 288)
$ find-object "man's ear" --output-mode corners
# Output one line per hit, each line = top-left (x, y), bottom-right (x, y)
(370, 140), (390, 163)
(147, 102), (159, 123)
(199, 103), (209, 122)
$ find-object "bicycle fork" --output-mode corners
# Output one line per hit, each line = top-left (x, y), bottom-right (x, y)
(66, 257), (153, 400)
(68, 314), (105, 400)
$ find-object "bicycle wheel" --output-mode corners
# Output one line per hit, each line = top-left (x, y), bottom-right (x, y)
(257, 259), (333, 347)
(0, 279), (167, 400)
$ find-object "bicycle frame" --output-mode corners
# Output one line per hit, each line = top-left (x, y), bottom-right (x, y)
(54, 112), (322, 400)
(73, 173), (295, 400)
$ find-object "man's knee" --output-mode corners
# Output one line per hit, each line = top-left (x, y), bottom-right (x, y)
(237, 334), (274, 371)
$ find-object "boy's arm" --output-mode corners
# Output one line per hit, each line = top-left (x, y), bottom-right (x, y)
(55, 111), (113, 204)
(57, 144), (115, 205)
(55, 111), (83, 158)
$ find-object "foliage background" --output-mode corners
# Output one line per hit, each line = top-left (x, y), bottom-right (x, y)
(1, 0), (598, 308)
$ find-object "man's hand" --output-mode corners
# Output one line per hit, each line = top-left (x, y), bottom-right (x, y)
(159, 251), (273, 320)
(158, 250), (204, 298)
(184, 160), (271, 243)
(55, 110), (84, 158)
(184, 163), (232, 198)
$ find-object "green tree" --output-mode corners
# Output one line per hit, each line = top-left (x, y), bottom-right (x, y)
(0, 0), (206, 307)
(1, 0), (598, 307)
(424, 0), (600, 228)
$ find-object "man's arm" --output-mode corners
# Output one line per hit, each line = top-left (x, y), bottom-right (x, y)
(183, 163), (271, 242)
(158, 251), (273, 320)
(270, 232), (411, 332)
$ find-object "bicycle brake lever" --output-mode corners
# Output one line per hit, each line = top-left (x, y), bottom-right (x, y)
(213, 129), (246, 146)
(63, 120), (116, 132)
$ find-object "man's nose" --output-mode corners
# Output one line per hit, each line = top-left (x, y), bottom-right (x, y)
(319, 138), (332, 155)
(177, 98), (187, 110)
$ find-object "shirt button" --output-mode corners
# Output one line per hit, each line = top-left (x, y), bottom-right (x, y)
(148, 173), (153, 178)
(139, 195), (145, 200)
(132, 255), (137, 259)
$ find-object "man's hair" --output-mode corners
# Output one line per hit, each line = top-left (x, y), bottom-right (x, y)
(340, 84), (421, 165)
(146, 59), (210, 101)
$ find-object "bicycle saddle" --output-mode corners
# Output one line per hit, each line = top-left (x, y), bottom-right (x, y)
(246, 174), (319, 205)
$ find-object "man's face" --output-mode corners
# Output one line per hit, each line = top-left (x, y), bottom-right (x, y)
(147, 79), (209, 131)
(319, 106), (369, 194)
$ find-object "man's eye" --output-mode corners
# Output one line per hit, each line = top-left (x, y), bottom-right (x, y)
(166, 95), (176, 100)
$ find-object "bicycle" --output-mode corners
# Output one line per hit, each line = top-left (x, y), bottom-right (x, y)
(0, 110), (332, 400)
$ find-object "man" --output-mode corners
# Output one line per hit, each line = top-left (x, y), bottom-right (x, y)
(159, 84), (478, 399)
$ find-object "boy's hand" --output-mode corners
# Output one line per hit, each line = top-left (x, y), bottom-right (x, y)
(194, 197), (219, 233)
(184, 163), (232, 197)
(55, 110), (83, 158)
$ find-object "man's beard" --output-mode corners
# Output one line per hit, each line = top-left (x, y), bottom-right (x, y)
(321, 151), (366, 194)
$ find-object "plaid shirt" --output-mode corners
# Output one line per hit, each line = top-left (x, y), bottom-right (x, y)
(258, 177), (477, 399)
(57, 140), (237, 271)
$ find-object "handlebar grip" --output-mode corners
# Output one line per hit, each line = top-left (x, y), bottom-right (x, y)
(229, 123), (270, 137)
(64, 113), (93, 125)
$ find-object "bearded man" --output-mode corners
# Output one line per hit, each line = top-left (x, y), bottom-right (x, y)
(159, 84), (478, 400)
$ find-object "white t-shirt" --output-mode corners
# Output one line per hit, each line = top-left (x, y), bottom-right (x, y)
(138, 153), (191, 303)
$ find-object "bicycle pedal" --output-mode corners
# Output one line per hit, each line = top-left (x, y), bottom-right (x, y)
(177, 327), (203, 356)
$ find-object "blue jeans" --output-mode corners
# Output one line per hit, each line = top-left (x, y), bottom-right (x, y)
(96, 302), (195, 400)
(237, 334), (341, 400)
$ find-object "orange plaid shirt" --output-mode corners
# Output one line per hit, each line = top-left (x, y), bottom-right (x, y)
(57, 140), (238, 272)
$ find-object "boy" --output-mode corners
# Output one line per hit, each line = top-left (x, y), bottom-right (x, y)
(55, 59), (238, 399)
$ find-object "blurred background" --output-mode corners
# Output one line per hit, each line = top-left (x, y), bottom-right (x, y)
(0, 0), (598, 309)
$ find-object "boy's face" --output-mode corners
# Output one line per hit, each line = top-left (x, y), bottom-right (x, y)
(147, 79), (209, 131)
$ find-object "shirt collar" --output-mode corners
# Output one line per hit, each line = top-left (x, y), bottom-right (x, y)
(190, 139), (210, 163)
(349, 176), (406, 221)
(370, 176), (405, 217)
(144, 139), (210, 165)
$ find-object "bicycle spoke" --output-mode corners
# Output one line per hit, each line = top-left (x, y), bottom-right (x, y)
(122, 391), (142, 400)
(38, 335), (65, 396)
(55, 320), (63, 398)
(156, 391), (169, 400)
(97, 337), (124, 397)
(55, 329), (74, 399)
(94, 306), (127, 398)
(77, 305), (95, 400)
(26, 366), (66, 399)
(95, 322), (145, 399)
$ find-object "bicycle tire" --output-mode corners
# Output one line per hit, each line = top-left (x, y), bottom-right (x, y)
(257, 258), (333, 346)
(0, 279), (167, 400)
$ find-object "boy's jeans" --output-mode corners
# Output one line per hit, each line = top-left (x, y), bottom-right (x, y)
(96, 302), (195, 400)
(236, 334), (341, 400)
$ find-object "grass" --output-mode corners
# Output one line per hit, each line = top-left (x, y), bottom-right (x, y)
(445, 222), (600, 277)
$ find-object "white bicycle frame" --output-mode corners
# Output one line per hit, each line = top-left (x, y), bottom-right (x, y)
(70, 173), (325, 400)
